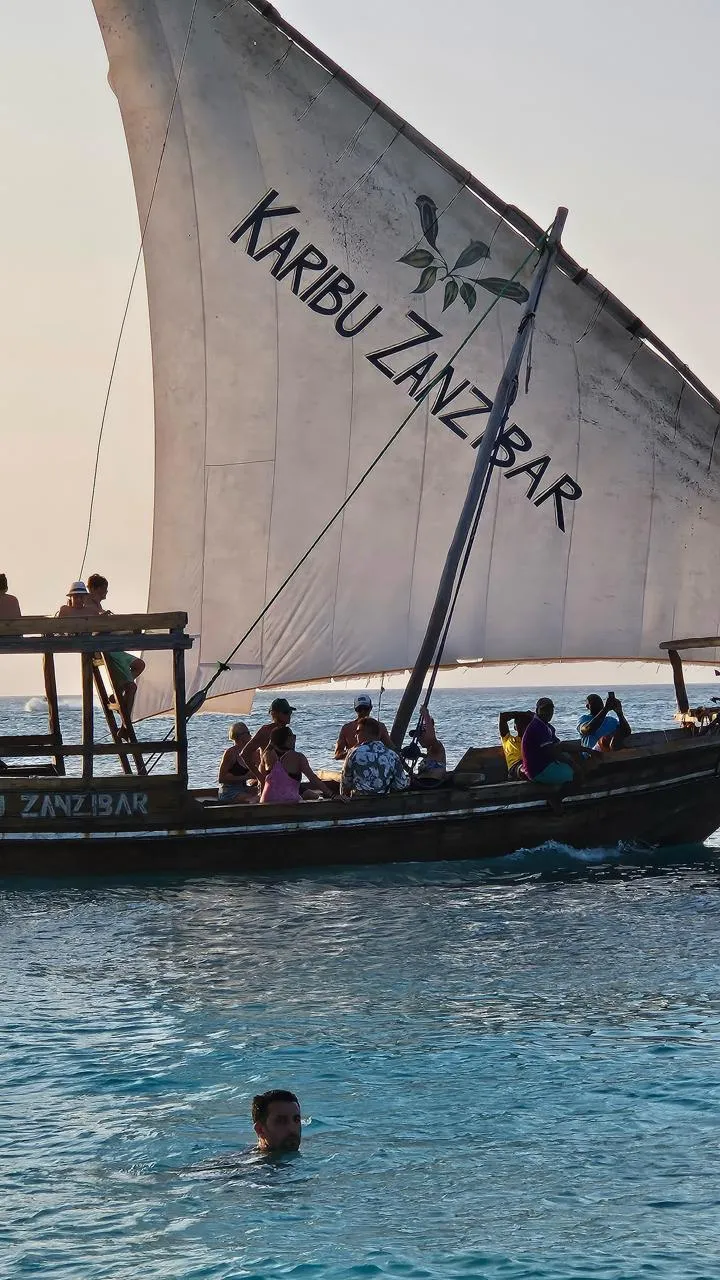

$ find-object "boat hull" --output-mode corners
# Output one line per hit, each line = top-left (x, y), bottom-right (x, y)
(1, 735), (718, 876)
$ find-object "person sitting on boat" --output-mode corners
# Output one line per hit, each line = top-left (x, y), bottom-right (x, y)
(241, 697), (295, 783)
(521, 698), (575, 788)
(333, 693), (392, 759)
(341, 717), (410, 798)
(217, 721), (257, 803)
(252, 1089), (302, 1153)
(259, 726), (331, 804)
(0, 573), (21, 620)
(578, 692), (632, 752)
(79, 573), (146, 721)
(57, 580), (91, 617)
(413, 708), (448, 787)
(498, 709), (534, 780)
(85, 573), (111, 614)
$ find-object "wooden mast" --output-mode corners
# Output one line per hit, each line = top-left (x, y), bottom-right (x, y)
(391, 207), (568, 747)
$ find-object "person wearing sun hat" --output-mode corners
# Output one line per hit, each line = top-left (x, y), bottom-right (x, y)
(240, 696), (297, 783)
(57, 580), (90, 617)
(333, 692), (392, 760)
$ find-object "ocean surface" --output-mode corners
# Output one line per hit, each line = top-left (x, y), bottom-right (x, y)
(3, 685), (720, 1279)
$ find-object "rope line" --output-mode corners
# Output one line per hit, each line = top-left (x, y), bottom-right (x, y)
(78, 0), (200, 578)
(190, 230), (547, 718)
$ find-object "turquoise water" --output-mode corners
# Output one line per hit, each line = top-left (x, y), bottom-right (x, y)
(3, 687), (720, 1278)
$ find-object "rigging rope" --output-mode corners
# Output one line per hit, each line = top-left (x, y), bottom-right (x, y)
(188, 230), (548, 719)
(78, 0), (200, 579)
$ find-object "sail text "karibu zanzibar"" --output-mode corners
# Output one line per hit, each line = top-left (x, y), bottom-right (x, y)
(230, 190), (583, 532)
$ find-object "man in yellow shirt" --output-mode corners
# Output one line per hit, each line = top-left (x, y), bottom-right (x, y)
(498, 709), (533, 779)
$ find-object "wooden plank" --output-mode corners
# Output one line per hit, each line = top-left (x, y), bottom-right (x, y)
(42, 652), (65, 776)
(0, 734), (55, 748)
(667, 648), (690, 714)
(659, 636), (720, 651)
(81, 653), (94, 781)
(173, 645), (188, 787)
(92, 659), (132, 776)
(0, 612), (187, 636)
(0, 741), (177, 757)
(0, 633), (193, 655)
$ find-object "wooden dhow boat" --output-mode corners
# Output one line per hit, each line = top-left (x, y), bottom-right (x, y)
(0, 615), (719, 876)
(4, 1), (720, 872)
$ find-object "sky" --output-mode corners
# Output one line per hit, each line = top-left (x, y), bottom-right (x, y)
(1, 0), (719, 694)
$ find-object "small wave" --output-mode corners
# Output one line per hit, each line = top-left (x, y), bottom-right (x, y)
(23, 697), (47, 713)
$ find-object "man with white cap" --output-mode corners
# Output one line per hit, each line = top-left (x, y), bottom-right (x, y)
(333, 694), (392, 760)
(57, 581), (90, 617)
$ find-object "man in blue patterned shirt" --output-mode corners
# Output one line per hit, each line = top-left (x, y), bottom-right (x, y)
(341, 718), (409, 797)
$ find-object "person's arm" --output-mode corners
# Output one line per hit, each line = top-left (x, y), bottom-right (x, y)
(379, 722), (393, 750)
(340, 750), (354, 797)
(614, 699), (631, 737)
(499, 711), (527, 738)
(299, 755), (331, 796)
(579, 697), (614, 740)
(240, 728), (266, 782)
(333, 724), (350, 760)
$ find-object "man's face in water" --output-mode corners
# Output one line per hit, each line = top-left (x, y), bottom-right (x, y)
(255, 1098), (302, 1152)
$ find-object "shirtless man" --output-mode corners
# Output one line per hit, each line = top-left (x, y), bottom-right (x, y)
(77, 574), (145, 720)
(334, 694), (391, 759)
(240, 697), (295, 783)
(57, 581), (90, 617)
(0, 574), (21, 620)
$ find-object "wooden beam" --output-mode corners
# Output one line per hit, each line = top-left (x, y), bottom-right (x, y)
(667, 649), (690, 714)
(659, 636), (720, 652)
(0, 612), (187, 636)
(0, 633), (193, 656)
(42, 652), (65, 776)
(81, 653), (94, 781)
(0, 741), (177, 757)
(92, 659), (132, 776)
(173, 645), (188, 787)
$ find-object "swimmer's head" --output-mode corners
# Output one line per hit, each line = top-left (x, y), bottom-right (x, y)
(252, 1089), (302, 1152)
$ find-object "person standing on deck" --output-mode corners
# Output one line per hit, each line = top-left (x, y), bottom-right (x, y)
(0, 574), (21, 620)
(240, 697), (296, 783)
(333, 694), (392, 759)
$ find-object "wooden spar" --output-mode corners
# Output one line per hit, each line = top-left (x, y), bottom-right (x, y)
(173, 641), (188, 786)
(42, 652), (65, 776)
(667, 649), (690, 715)
(81, 653), (94, 781)
(390, 207), (568, 747)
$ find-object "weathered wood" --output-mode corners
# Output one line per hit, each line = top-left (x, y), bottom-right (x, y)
(173, 645), (188, 787)
(92, 659), (132, 776)
(0, 612), (187, 636)
(0, 734), (56, 748)
(0, 741), (177, 757)
(94, 656), (148, 777)
(659, 636), (720, 652)
(81, 653), (94, 781)
(667, 648), (690, 714)
(42, 652), (66, 776)
(0, 632), (193, 655)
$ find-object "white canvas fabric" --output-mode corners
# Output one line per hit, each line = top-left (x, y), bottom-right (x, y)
(93, 0), (720, 717)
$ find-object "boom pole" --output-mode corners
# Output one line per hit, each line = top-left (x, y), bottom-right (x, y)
(390, 207), (568, 747)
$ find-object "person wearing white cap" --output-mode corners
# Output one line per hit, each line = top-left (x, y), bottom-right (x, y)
(333, 693), (392, 760)
(57, 581), (90, 618)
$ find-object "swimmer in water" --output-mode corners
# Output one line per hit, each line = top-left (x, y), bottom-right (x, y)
(252, 1089), (302, 1153)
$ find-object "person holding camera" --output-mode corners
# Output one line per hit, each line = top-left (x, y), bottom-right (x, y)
(578, 692), (632, 752)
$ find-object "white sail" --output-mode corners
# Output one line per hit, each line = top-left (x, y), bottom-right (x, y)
(93, 0), (720, 716)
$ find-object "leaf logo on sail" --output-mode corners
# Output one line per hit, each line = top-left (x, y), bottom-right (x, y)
(400, 196), (529, 312)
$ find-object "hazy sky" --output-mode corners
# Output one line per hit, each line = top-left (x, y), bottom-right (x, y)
(1, 0), (718, 693)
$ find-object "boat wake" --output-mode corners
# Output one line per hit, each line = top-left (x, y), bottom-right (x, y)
(474, 838), (720, 882)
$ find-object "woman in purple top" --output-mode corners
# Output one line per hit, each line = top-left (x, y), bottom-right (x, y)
(521, 698), (575, 785)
